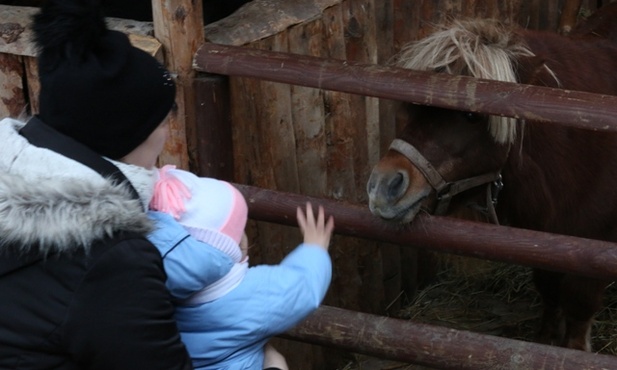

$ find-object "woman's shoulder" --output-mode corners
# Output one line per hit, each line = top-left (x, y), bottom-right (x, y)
(77, 234), (167, 291)
(99, 232), (162, 262)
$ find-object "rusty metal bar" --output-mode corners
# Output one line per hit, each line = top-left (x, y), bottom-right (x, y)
(235, 183), (617, 281)
(194, 42), (617, 133)
(283, 305), (617, 370)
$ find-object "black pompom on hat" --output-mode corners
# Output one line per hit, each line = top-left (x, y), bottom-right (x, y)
(33, 0), (176, 159)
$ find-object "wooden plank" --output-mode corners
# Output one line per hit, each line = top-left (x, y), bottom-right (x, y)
(321, 5), (356, 200)
(375, 0), (396, 152)
(0, 6), (33, 57)
(319, 4), (365, 318)
(263, 35), (298, 193)
(204, 0), (342, 46)
(288, 20), (327, 197)
(229, 33), (319, 370)
(0, 53), (25, 118)
(530, 0), (542, 29)
(0, 5), (156, 57)
(443, 0), (463, 19)
(229, 75), (260, 184)
(374, 0), (410, 307)
(127, 33), (163, 60)
(459, 1), (524, 26)
(341, 0), (373, 200)
(392, 0), (418, 51)
(559, 0), (584, 34)
(543, 0), (559, 31)
(230, 35), (298, 263)
(192, 75), (234, 180)
(24, 56), (39, 115)
(341, 0), (392, 318)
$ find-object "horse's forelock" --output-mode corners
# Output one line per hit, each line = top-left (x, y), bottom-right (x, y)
(394, 19), (534, 144)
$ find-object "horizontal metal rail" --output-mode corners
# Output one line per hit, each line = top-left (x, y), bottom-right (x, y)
(284, 305), (617, 370)
(235, 183), (617, 281)
(195, 42), (617, 133)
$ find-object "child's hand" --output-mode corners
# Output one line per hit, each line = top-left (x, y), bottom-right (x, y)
(296, 202), (335, 251)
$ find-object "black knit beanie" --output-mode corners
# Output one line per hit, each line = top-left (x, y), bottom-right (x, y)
(32, 0), (176, 159)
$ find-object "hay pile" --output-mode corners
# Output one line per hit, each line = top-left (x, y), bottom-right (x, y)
(398, 257), (541, 342)
(397, 256), (617, 355)
(345, 255), (617, 370)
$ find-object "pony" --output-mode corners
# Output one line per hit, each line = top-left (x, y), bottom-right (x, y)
(366, 7), (617, 352)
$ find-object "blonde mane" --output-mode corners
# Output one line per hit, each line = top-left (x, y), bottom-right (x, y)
(393, 19), (535, 144)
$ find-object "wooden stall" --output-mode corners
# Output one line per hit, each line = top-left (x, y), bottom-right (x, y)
(196, 1), (612, 367)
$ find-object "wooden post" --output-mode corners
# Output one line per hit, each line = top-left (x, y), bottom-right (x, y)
(151, 0), (205, 170)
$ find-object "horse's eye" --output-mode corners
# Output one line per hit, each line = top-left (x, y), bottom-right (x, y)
(464, 112), (482, 123)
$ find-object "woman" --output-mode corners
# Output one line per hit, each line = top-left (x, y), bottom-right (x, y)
(0, 0), (232, 368)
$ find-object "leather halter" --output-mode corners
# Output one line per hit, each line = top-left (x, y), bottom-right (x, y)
(389, 138), (503, 224)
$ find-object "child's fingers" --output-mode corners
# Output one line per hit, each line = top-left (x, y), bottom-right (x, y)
(317, 205), (325, 228)
(325, 215), (335, 234)
(305, 202), (314, 227)
(296, 206), (307, 232)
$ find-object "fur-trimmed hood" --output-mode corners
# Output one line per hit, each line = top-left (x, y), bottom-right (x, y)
(0, 117), (154, 254)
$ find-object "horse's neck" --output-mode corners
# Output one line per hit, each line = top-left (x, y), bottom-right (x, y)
(499, 136), (555, 229)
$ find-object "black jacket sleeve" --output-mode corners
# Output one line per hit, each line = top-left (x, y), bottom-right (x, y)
(63, 237), (193, 370)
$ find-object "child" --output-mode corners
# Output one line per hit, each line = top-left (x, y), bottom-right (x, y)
(148, 165), (334, 370)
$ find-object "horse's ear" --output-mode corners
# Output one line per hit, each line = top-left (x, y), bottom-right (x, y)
(516, 55), (560, 88)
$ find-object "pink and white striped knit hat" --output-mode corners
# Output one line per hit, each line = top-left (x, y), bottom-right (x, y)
(149, 165), (247, 263)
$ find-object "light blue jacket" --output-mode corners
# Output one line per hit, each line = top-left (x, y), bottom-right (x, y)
(148, 211), (332, 370)
(148, 211), (234, 300)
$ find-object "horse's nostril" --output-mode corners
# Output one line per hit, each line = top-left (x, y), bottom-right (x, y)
(391, 172), (403, 187)
(387, 172), (405, 200)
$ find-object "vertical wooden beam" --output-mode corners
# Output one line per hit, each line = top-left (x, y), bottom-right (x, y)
(24, 57), (40, 115)
(151, 0), (205, 170)
(192, 75), (234, 180)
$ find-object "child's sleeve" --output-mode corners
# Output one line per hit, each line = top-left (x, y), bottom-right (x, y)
(256, 243), (332, 337)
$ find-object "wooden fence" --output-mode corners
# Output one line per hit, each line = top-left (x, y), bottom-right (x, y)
(193, 41), (617, 369)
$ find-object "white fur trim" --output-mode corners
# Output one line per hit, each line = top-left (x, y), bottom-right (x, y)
(0, 118), (152, 253)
